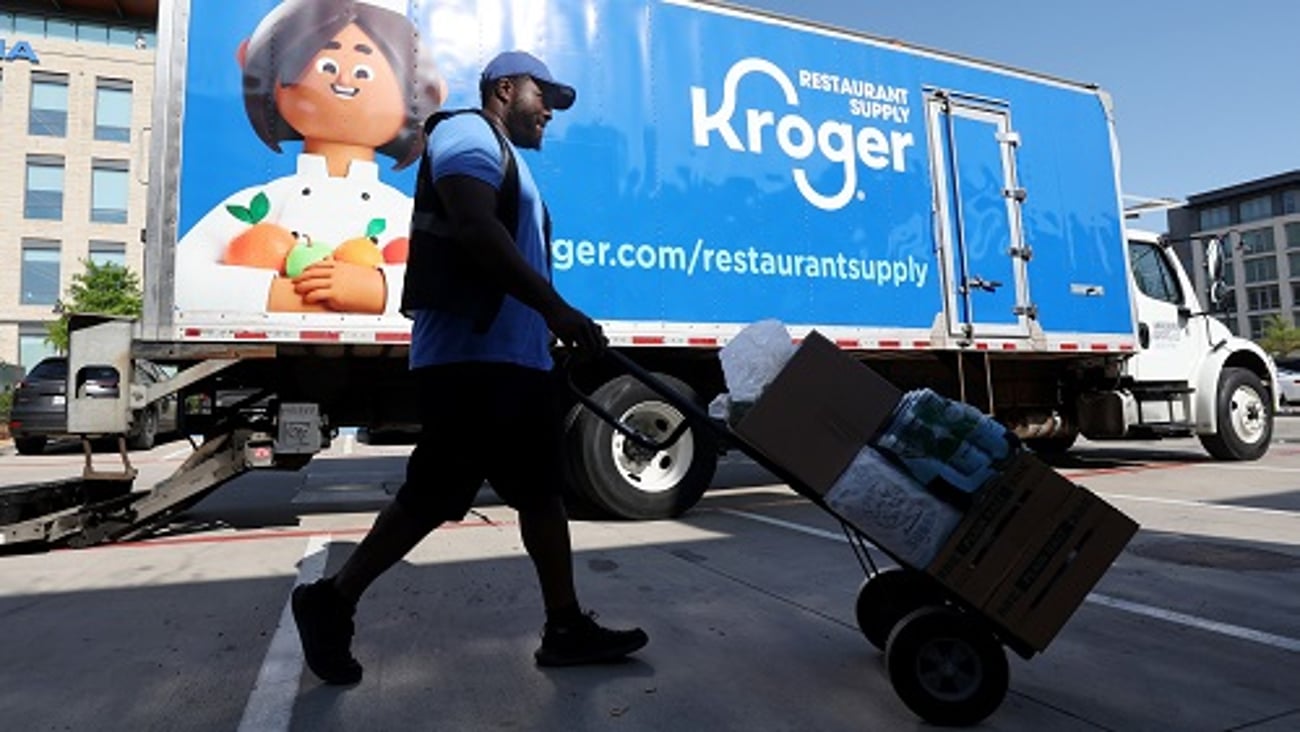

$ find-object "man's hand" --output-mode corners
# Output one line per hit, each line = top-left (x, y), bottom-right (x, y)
(546, 301), (607, 355)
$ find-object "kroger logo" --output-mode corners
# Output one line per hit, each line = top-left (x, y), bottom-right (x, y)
(690, 58), (914, 212)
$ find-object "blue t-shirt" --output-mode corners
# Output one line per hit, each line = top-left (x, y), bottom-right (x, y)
(410, 114), (553, 372)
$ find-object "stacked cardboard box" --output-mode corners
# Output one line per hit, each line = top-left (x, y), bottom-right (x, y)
(732, 330), (1139, 652)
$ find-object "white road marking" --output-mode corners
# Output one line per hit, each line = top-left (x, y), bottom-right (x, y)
(342, 433), (356, 456)
(1098, 492), (1299, 518)
(237, 535), (330, 732)
(162, 447), (191, 461)
(1084, 594), (1300, 653)
(716, 508), (1300, 654)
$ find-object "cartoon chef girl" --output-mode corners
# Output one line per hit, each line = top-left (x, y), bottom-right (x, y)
(174, 0), (445, 315)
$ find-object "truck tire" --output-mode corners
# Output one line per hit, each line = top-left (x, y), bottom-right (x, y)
(1199, 367), (1272, 461)
(568, 373), (718, 520)
(14, 436), (48, 455)
(128, 408), (159, 451)
(1024, 430), (1078, 455)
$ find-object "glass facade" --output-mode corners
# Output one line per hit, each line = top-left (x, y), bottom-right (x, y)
(0, 10), (156, 49)
(1200, 205), (1231, 230)
(24, 156), (65, 221)
(1240, 195), (1274, 223)
(18, 326), (58, 368)
(89, 241), (127, 267)
(28, 73), (69, 137)
(95, 80), (133, 142)
(91, 161), (130, 224)
(20, 240), (61, 306)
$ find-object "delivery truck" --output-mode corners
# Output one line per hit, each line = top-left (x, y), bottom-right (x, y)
(0, 0), (1276, 547)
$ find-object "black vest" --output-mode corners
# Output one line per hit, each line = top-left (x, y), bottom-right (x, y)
(401, 109), (545, 333)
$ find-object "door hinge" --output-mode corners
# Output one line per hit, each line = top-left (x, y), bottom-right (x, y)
(1003, 187), (1028, 202)
(997, 131), (1022, 147)
(1014, 304), (1039, 320)
(1009, 244), (1033, 261)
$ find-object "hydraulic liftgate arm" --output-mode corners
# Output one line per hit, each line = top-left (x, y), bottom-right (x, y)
(0, 429), (257, 549)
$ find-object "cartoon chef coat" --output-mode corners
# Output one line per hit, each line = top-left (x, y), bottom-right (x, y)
(174, 153), (410, 316)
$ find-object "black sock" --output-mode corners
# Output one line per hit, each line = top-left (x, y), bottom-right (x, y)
(546, 602), (584, 628)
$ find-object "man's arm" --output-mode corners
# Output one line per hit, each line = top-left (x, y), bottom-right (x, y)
(434, 173), (604, 352)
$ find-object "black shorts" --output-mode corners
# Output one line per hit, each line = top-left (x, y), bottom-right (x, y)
(394, 362), (566, 521)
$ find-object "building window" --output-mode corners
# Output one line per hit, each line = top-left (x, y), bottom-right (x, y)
(91, 160), (130, 224)
(1248, 314), (1279, 340)
(1287, 252), (1300, 280)
(1242, 256), (1278, 284)
(24, 156), (65, 221)
(29, 73), (69, 137)
(1239, 227), (1276, 256)
(89, 241), (127, 267)
(21, 240), (61, 306)
(1200, 205), (1231, 230)
(1223, 260), (1235, 287)
(46, 18), (77, 41)
(95, 79), (133, 142)
(1287, 223), (1300, 249)
(1240, 195), (1274, 223)
(1246, 285), (1281, 312)
(18, 326), (58, 369)
(1285, 190), (1299, 215)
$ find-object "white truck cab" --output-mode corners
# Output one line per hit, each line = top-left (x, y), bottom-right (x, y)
(1080, 229), (1277, 459)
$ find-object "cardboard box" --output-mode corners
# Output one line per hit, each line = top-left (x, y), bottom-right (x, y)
(925, 453), (1076, 605)
(982, 487), (1138, 650)
(733, 331), (902, 496)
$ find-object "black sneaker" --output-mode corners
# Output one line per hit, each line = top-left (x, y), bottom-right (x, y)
(535, 611), (649, 667)
(291, 579), (363, 685)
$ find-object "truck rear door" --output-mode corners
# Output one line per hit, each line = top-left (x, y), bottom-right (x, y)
(926, 91), (1031, 340)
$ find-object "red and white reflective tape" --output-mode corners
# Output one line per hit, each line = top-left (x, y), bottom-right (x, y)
(175, 327), (1134, 354)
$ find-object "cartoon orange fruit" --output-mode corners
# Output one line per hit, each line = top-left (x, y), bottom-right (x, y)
(332, 217), (389, 269)
(224, 221), (295, 271)
(383, 237), (409, 264)
(333, 236), (384, 268)
(222, 191), (294, 272)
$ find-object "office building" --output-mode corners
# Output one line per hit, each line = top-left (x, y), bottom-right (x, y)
(1167, 171), (1300, 339)
(0, 4), (156, 371)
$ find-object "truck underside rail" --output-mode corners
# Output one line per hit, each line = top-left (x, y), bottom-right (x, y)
(0, 429), (256, 549)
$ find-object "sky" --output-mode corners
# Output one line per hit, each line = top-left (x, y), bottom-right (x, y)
(737, 0), (1300, 232)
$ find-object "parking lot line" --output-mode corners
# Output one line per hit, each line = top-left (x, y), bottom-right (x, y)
(716, 508), (1300, 654)
(237, 535), (329, 732)
(1101, 493), (1299, 518)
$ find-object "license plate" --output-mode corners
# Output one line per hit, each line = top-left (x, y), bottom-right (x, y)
(52, 395), (66, 406)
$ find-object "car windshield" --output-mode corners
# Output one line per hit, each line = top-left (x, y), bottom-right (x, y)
(26, 359), (68, 381)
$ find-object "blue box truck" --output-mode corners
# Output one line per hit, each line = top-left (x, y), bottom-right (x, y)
(2, 0), (1274, 548)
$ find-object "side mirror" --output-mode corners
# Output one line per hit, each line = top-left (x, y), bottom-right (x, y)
(1206, 236), (1224, 282)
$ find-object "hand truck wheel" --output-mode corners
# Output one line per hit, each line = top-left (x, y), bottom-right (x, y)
(884, 605), (1009, 726)
(854, 568), (941, 651)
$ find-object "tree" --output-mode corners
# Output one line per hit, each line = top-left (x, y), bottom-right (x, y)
(1258, 314), (1300, 360)
(45, 260), (144, 354)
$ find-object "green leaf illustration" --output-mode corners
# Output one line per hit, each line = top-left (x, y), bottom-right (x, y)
(250, 192), (270, 223)
(225, 204), (255, 224)
(366, 218), (387, 239)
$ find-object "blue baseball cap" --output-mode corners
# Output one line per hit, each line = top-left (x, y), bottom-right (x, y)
(481, 50), (576, 110)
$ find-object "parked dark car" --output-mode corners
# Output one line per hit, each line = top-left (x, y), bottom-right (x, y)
(7, 357), (179, 455)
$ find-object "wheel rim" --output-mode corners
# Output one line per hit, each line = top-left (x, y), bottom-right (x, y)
(914, 636), (983, 702)
(1228, 384), (1267, 445)
(608, 399), (695, 495)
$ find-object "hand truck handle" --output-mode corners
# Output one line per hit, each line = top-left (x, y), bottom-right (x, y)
(561, 350), (717, 454)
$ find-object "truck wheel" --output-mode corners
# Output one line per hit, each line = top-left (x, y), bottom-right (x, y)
(1025, 430), (1078, 455)
(14, 436), (48, 455)
(1199, 367), (1271, 461)
(885, 606), (1009, 726)
(128, 408), (158, 451)
(568, 373), (718, 520)
(856, 569), (943, 651)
